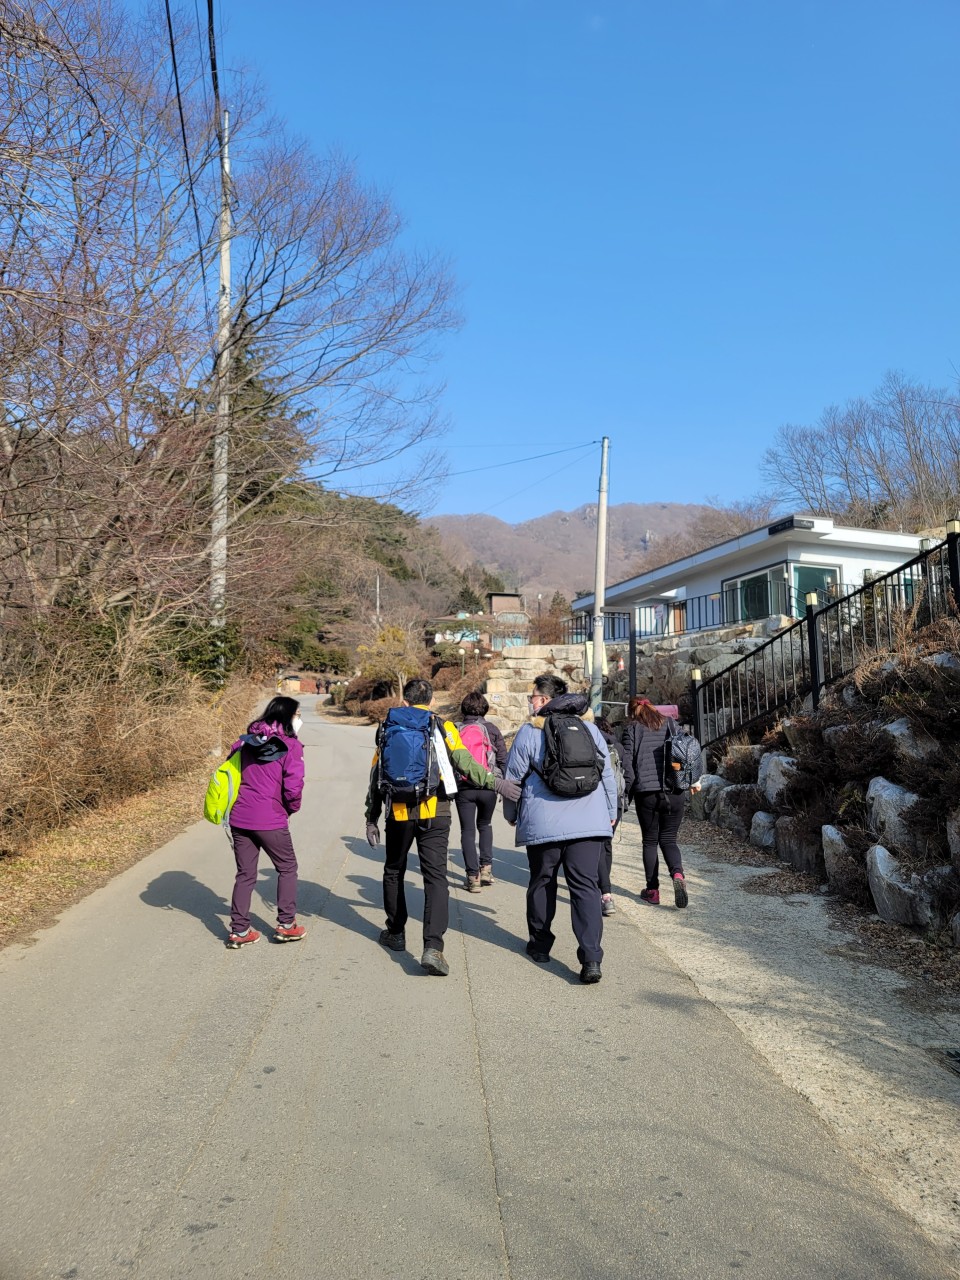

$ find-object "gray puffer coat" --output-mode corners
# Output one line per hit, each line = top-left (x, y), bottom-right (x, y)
(502, 693), (618, 847)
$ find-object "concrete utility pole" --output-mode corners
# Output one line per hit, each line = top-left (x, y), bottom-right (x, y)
(210, 110), (231, 679)
(590, 436), (610, 714)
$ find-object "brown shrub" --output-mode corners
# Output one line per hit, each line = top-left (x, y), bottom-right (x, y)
(0, 664), (258, 856)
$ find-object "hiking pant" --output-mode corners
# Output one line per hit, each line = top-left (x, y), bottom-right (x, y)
(526, 838), (603, 965)
(229, 826), (298, 932)
(455, 787), (497, 877)
(634, 791), (685, 889)
(383, 815), (451, 951)
(598, 834), (614, 896)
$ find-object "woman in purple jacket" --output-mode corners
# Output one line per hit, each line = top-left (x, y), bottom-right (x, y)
(226, 697), (306, 948)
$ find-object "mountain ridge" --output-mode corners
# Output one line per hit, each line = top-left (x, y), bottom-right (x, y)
(425, 502), (712, 602)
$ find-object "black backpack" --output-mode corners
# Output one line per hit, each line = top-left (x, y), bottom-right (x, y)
(532, 713), (605, 797)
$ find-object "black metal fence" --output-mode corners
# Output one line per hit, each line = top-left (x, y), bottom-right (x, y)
(565, 580), (856, 646)
(693, 532), (960, 748)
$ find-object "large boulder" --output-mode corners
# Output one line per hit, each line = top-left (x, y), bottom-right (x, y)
(880, 717), (937, 763)
(946, 807), (960, 873)
(775, 816), (825, 876)
(866, 777), (922, 856)
(750, 811), (778, 851)
(713, 785), (762, 840)
(821, 824), (852, 885)
(688, 773), (729, 821)
(758, 753), (798, 807)
(923, 652), (960, 677)
(717, 744), (764, 782)
(910, 865), (960, 932)
(866, 845), (916, 925)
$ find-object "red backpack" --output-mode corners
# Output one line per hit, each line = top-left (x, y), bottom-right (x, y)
(458, 721), (496, 774)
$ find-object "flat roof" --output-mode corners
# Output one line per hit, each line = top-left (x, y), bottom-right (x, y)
(573, 515), (923, 611)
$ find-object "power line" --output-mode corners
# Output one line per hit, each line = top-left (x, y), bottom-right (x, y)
(206, 0), (222, 131)
(162, 0), (210, 320)
(484, 450), (598, 515)
(311, 441), (598, 490)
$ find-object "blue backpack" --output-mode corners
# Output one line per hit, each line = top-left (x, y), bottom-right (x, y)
(377, 707), (440, 805)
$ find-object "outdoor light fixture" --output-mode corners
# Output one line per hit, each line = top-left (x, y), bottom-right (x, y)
(458, 646), (466, 676)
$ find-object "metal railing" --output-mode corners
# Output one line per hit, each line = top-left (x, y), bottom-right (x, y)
(693, 533), (960, 748)
(565, 581), (856, 644)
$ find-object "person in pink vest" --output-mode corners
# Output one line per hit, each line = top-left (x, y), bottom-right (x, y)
(226, 697), (305, 948)
(454, 691), (509, 891)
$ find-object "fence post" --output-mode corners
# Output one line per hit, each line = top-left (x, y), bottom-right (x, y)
(690, 666), (703, 742)
(628, 607), (639, 700)
(804, 592), (823, 711)
(946, 518), (960, 611)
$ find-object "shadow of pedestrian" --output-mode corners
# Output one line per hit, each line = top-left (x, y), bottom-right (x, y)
(140, 870), (235, 939)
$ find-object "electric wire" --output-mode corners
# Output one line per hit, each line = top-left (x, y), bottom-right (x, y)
(316, 440), (598, 491)
(163, 0), (208, 296)
(484, 450), (598, 515)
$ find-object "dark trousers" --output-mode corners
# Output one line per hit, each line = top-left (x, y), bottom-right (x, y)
(526, 839), (603, 965)
(634, 791), (685, 888)
(229, 826), (298, 932)
(454, 787), (497, 876)
(598, 835), (614, 895)
(383, 815), (451, 951)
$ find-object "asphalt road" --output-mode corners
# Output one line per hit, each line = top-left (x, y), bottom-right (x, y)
(0, 706), (954, 1280)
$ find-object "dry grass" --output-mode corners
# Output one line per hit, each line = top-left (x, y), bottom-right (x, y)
(0, 765), (208, 950)
(0, 675), (263, 949)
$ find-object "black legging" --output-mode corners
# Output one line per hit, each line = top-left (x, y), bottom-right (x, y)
(634, 791), (685, 889)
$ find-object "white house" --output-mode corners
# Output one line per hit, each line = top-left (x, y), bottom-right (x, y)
(573, 515), (927, 637)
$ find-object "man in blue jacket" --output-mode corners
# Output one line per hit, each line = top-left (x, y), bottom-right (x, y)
(502, 674), (618, 983)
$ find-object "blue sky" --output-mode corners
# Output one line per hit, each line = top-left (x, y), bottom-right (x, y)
(220, 0), (959, 522)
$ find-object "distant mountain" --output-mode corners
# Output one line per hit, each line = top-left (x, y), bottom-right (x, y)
(425, 502), (711, 603)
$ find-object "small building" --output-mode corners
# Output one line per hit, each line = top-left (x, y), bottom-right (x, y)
(573, 515), (925, 637)
(429, 598), (531, 652)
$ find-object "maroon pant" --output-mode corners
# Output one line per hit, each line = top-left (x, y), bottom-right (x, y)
(229, 826), (299, 932)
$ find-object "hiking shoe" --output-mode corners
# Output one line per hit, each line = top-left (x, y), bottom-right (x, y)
(580, 962), (602, 984)
(420, 948), (450, 976)
(274, 922), (306, 942)
(378, 929), (406, 952)
(672, 873), (688, 909)
(601, 894), (616, 917)
(464, 875), (482, 893)
(639, 888), (660, 905)
(479, 867), (495, 886)
(226, 928), (261, 949)
(526, 941), (551, 963)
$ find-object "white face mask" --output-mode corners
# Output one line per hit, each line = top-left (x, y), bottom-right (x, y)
(292, 715), (303, 736)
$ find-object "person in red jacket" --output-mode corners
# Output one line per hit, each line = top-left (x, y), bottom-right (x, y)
(226, 697), (305, 949)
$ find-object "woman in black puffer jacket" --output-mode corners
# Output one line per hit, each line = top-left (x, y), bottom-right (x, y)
(622, 698), (699, 908)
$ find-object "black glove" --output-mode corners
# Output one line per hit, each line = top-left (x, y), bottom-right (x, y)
(365, 822), (380, 847)
(493, 777), (521, 803)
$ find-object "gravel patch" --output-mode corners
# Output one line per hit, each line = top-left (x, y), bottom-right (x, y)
(612, 812), (960, 1264)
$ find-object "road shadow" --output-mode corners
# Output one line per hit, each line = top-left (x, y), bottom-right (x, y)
(140, 870), (243, 940)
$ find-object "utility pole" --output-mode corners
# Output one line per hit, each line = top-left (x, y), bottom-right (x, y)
(210, 110), (231, 681)
(590, 436), (610, 714)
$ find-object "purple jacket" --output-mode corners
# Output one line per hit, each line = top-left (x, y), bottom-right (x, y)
(228, 720), (304, 831)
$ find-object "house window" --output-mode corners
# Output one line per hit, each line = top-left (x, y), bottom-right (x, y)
(793, 565), (840, 609)
(721, 565), (789, 622)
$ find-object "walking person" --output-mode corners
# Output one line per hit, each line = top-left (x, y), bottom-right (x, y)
(622, 697), (701, 908)
(454, 691), (508, 892)
(594, 716), (626, 916)
(502, 674), (617, 984)
(364, 677), (519, 976)
(226, 696), (306, 948)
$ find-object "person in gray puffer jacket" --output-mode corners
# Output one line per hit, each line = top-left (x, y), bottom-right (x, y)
(502, 674), (617, 984)
(622, 697), (701, 909)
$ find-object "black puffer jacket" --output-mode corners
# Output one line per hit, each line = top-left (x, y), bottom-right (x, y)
(622, 719), (676, 797)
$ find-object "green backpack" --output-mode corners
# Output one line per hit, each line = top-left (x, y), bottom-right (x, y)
(203, 750), (242, 825)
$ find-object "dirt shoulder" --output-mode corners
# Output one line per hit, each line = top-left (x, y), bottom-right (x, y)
(613, 814), (960, 1264)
